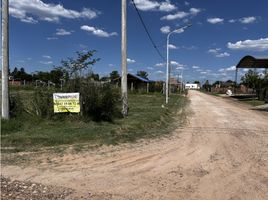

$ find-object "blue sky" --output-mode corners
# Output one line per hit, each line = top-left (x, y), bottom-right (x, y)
(2, 0), (268, 83)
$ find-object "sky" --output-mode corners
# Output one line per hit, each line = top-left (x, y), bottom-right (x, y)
(1, 0), (268, 83)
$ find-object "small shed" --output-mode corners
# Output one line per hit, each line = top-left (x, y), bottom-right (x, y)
(127, 73), (153, 93)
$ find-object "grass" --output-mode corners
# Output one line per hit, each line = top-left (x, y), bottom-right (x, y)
(1, 93), (189, 153)
(239, 99), (266, 107)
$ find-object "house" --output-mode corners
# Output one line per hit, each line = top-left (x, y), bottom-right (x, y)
(127, 73), (153, 93)
(185, 83), (200, 90)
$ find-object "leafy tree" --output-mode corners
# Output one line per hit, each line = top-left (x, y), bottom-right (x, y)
(58, 51), (100, 79)
(203, 80), (211, 91)
(241, 70), (259, 92)
(50, 68), (64, 84)
(137, 70), (148, 80)
(87, 72), (99, 81)
(212, 80), (221, 86)
(100, 76), (110, 82)
(110, 70), (120, 83)
(194, 81), (200, 84)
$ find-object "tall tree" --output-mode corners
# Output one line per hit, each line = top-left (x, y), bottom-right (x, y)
(59, 51), (100, 79)
(241, 69), (259, 92)
(110, 70), (120, 83)
(2, 0), (10, 119)
(137, 70), (148, 79)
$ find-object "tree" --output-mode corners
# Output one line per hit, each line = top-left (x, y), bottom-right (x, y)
(203, 80), (211, 91)
(86, 72), (99, 81)
(194, 81), (200, 84)
(50, 68), (64, 84)
(11, 67), (18, 78)
(110, 70), (120, 83)
(137, 71), (148, 80)
(58, 51), (100, 79)
(241, 70), (259, 92)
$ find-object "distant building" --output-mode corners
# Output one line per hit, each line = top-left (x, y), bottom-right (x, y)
(185, 83), (200, 90)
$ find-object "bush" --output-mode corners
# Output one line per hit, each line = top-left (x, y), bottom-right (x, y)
(80, 82), (120, 121)
(31, 89), (54, 118)
(9, 93), (24, 117)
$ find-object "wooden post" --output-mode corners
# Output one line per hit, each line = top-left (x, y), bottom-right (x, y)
(131, 82), (133, 91)
(147, 82), (149, 93)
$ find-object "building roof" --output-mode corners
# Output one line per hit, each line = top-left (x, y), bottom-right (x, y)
(236, 55), (268, 68)
(127, 73), (153, 83)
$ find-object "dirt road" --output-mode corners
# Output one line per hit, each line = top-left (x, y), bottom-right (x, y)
(2, 90), (268, 199)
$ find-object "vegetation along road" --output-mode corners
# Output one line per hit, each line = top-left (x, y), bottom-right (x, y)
(2, 90), (268, 199)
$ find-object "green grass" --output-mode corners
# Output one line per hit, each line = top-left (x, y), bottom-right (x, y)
(1, 93), (189, 152)
(239, 99), (266, 107)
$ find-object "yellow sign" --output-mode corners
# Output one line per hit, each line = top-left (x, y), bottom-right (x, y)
(53, 93), (80, 113)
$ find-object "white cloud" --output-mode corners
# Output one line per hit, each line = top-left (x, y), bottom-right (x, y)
(155, 70), (164, 74)
(42, 55), (51, 59)
(161, 11), (189, 20)
(228, 19), (236, 23)
(40, 61), (53, 65)
(218, 66), (236, 72)
(208, 48), (230, 58)
(56, 28), (73, 36)
(161, 7), (201, 20)
(159, 0), (177, 12)
(133, 0), (159, 11)
(168, 44), (178, 49)
(184, 1), (190, 6)
(192, 65), (200, 69)
(227, 38), (268, 51)
(9, 0), (98, 23)
(108, 64), (115, 67)
(81, 25), (117, 37)
(160, 26), (170, 34)
(155, 63), (165, 67)
(215, 52), (230, 58)
(171, 61), (185, 68)
(127, 58), (136, 64)
(189, 8), (201, 15)
(46, 37), (58, 40)
(208, 48), (221, 54)
(239, 16), (256, 24)
(147, 67), (154, 70)
(207, 17), (224, 24)
(133, 0), (176, 12)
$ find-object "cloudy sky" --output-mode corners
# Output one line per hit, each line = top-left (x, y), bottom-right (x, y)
(2, 0), (268, 82)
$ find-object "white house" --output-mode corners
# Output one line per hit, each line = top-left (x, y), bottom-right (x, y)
(185, 83), (200, 90)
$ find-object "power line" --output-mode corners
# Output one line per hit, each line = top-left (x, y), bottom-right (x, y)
(131, 0), (166, 62)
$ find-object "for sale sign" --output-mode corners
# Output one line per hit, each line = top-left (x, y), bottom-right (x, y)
(53, 93), (80, 113)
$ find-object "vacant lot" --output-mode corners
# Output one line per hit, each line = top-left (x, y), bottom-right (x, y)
(2, 90), (268, 200)
(1, 92), (188, 153)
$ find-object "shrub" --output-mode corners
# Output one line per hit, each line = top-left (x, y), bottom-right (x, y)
(80, 82), (120, 121)
(31, 89), (54, 118)
(9, 93), (24, 118)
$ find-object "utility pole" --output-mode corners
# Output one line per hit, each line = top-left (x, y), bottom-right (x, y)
(2, 0), (10, 119)
(121, 0), (128, 117)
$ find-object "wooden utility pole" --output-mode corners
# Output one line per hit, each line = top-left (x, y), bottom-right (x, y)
(2, 0), (10, 119)
(121, 0), (128, 117)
